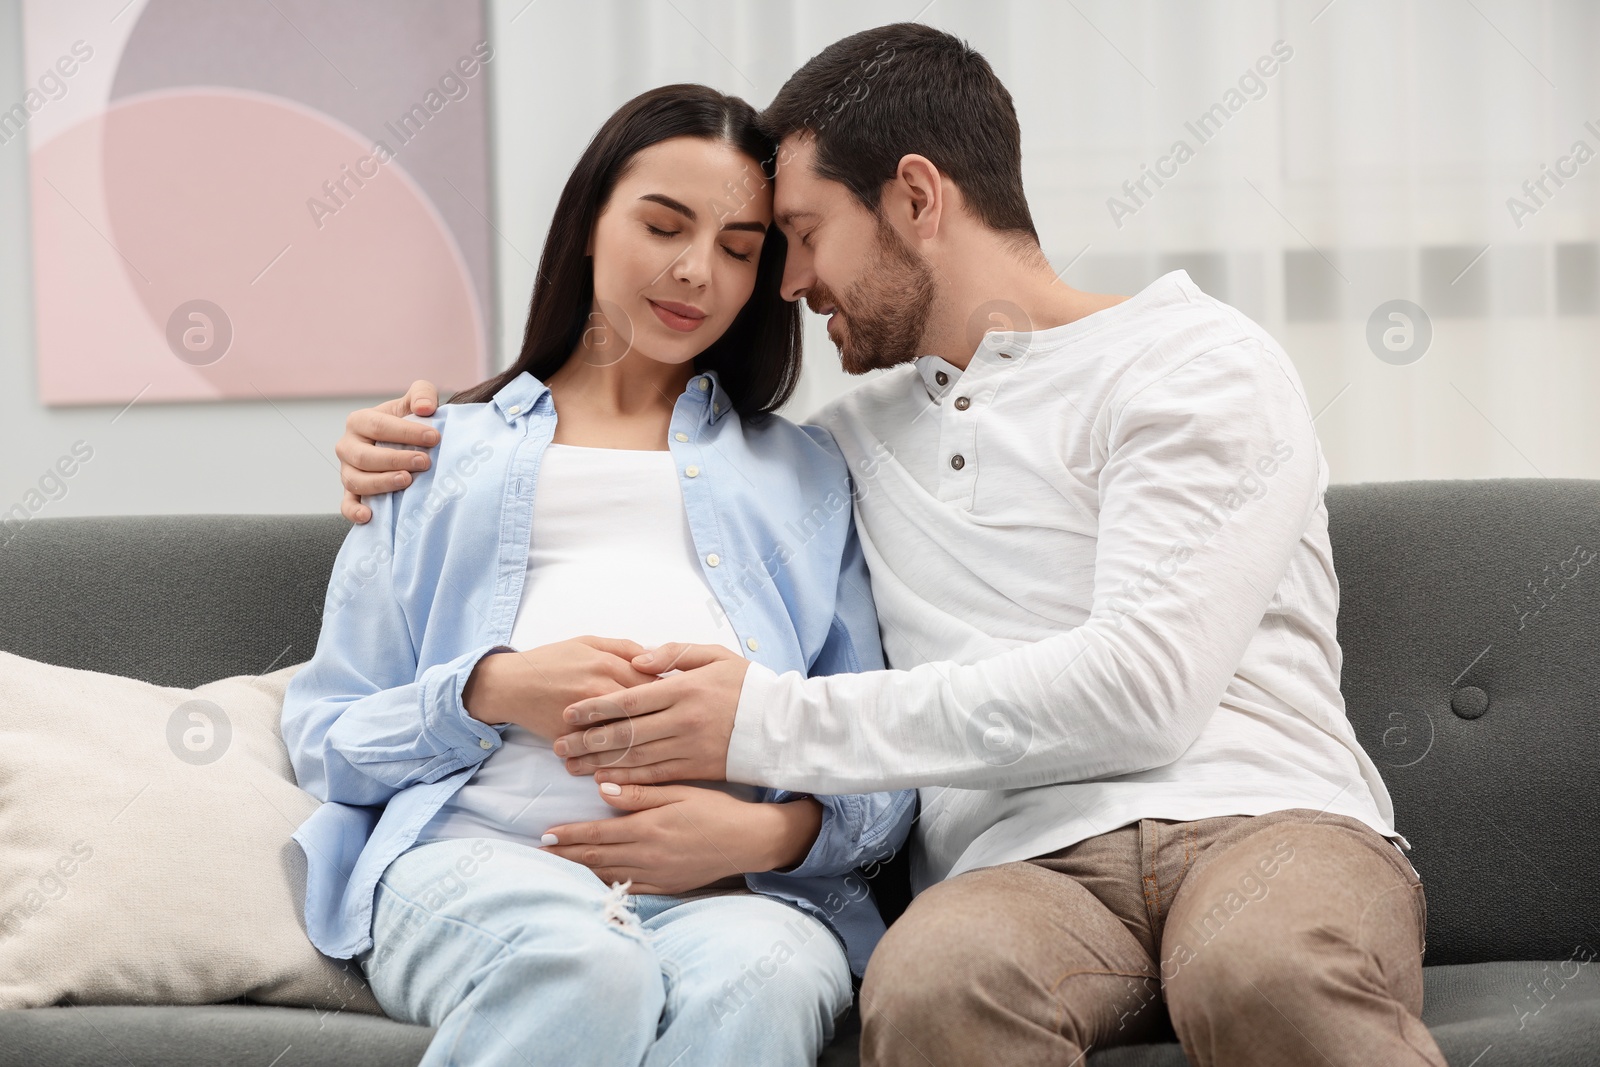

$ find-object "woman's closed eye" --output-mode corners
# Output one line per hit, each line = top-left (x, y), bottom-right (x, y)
(643, 222), (754, 262)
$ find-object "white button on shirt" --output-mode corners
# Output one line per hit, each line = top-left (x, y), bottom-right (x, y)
(729, 270), (1405, 895)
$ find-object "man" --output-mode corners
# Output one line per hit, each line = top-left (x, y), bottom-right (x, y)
(334, 23), (1443, 1067)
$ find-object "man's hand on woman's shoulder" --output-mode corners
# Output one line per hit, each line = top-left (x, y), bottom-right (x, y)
(337, 379), (443, 523)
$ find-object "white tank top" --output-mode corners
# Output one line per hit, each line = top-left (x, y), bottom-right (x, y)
(417, 443), (758, 849)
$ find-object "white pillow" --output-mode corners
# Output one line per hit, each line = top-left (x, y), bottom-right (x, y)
(0, 653), (381, 1015)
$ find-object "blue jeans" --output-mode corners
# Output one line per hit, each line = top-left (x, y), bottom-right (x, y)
(357, 836), (854, 1067)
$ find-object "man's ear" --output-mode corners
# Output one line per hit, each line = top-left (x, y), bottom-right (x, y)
(891, 153), (945, 240)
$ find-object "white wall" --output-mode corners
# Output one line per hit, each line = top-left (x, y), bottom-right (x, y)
(4, 0), (1598, 521)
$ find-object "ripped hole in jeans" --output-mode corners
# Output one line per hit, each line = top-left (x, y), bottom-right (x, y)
(600, 879), (652, 943)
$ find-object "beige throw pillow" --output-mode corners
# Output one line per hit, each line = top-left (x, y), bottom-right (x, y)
(0, 653), (382, 1015)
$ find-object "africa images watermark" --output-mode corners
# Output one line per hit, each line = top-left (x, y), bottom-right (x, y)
(1511, 942), (1597, 1030)
(0, 40), (94, 148)
(325, 439), (495, 616)
(0, 440), (96, 550)
(306, 41), (494, 230)
(1117, 838), (1297, 1032)
(706, 833), (904, 1030)
(1104, 438), (1296, 629)
(699, 38), (897, 231)
(704, 437), (894, 627)
(1505, 118), (1600, 230)
(1516, 543), (1594, 632)
(367, 839), (498, 971)
(1107, 40), (1294, 230)
(0, 839), (94, 943)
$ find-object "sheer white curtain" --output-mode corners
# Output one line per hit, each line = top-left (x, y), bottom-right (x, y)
(491, 0), (1600, 482)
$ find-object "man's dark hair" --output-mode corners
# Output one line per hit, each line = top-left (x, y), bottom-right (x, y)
(761, 22), (1037, 243)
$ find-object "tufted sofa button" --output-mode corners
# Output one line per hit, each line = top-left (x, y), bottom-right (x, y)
(1451, 686), (1489, 720)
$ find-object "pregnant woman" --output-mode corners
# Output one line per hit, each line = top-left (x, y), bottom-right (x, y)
(281, 84), (914, 1067)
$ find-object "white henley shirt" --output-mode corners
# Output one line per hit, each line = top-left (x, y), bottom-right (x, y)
(730, 270), (1408, 894)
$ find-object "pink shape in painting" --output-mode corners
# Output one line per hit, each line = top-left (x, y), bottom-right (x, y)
(31, 87), (485, 404)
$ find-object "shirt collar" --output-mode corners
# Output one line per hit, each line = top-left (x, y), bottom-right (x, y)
(915, 354), (962, 402)
(916, 331), (1037, 402)
(689, 367), (735, 425)
(491, 371), (551, 424)
(489, 368), (734, 426)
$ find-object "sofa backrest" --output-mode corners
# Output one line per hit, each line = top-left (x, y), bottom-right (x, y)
(1, 479), (1595, 966)
(0, 513), (346, 688)
(1325, 478), (1600, 967)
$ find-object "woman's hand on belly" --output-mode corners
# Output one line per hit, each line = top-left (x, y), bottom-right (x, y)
(462, 636), (661, 742)
(539, 783), (824, 894)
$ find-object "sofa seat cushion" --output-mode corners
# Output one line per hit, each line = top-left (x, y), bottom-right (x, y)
(1087, 961), (1600, 1066)
(0, 1002), (431, 1067)
(1, 961), (1592, 1067)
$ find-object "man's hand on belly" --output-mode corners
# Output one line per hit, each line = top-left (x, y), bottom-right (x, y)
(553, 642), (747, 785)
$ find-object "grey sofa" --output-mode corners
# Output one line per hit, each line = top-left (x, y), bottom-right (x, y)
(1, 479), (1597, 1066)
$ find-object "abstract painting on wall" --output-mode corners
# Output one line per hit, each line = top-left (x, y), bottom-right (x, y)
(16, 0), (494, 405)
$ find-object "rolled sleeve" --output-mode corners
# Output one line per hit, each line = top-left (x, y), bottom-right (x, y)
(283, 481), (514, 806)
(420, 644), (516, 761)
(777, 790), (914, 880)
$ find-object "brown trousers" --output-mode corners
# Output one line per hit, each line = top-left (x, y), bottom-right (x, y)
(860, 808), (1446, 1066)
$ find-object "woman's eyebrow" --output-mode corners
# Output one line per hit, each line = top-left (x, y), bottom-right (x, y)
(639, 193), (697, 220)
(639, 193), (767, 234)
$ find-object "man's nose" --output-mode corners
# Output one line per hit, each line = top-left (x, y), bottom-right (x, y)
(780, 249), (813, 304)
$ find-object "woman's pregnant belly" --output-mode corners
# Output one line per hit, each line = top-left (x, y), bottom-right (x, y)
(418, 724), (761, 848)
(419, 443), (762, 848)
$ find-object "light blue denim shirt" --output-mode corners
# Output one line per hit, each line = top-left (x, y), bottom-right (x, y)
(282, 368), (915, 978)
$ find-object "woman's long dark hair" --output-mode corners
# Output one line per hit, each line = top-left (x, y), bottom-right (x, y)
(448, 84), (801, 416)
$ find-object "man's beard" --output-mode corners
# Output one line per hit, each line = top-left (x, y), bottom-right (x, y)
(807, 212), (938, 375)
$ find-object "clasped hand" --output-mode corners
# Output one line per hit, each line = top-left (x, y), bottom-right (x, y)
(462, 638), (758, 890)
